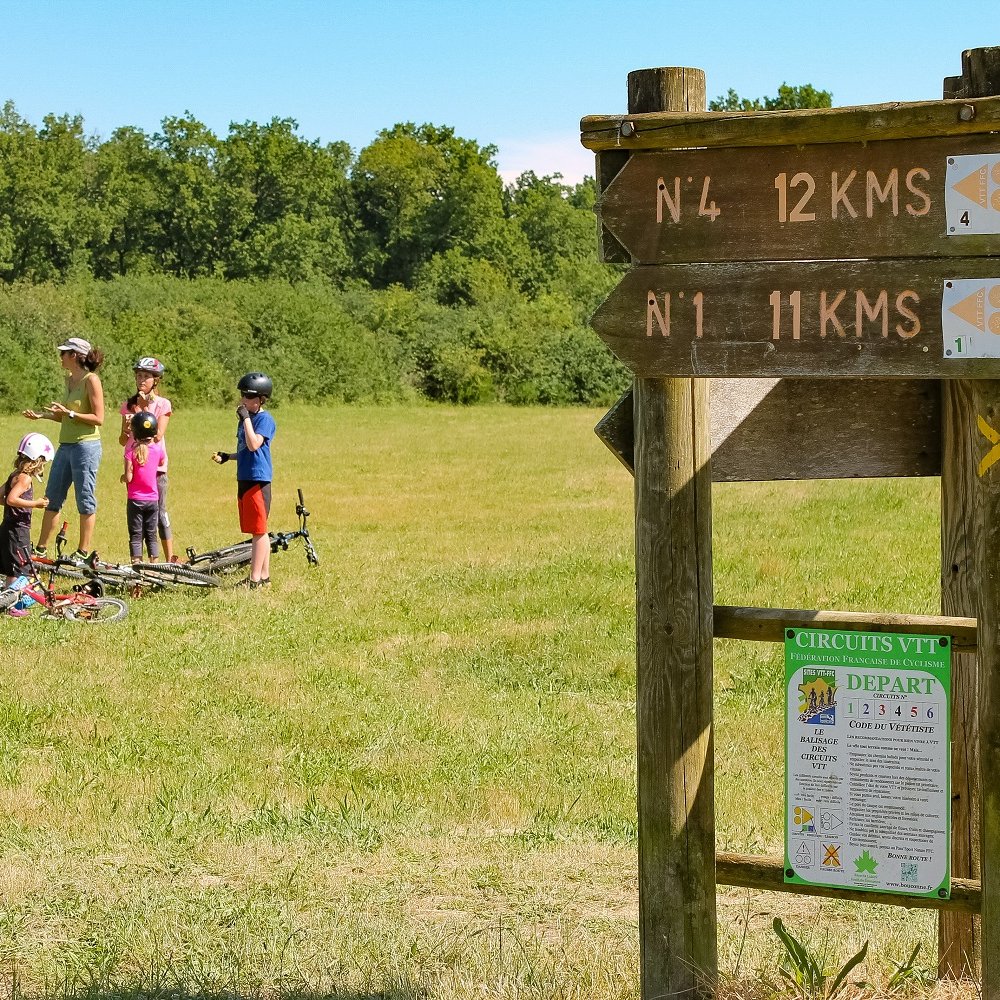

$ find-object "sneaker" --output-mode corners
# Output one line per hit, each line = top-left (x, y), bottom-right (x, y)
(234, 577), (263, 590)
(30, 544), (46, 557)
(70, 549), (90, 562)
(7, 606), (29, 618)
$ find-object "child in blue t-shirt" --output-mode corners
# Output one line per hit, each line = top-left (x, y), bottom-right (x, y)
(211, 372), (276, 589)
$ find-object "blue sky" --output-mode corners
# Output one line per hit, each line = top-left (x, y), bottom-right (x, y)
(1, 1), (996, 185)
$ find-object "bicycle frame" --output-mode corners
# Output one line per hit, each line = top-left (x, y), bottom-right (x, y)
(185, 488), (318, 570)
(10, 545), (113, 619)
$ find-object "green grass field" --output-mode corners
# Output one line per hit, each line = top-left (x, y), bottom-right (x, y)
(0, 405), (962, 998)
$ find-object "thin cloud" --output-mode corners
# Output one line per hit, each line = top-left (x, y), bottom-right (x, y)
(495, 135), (595, 187)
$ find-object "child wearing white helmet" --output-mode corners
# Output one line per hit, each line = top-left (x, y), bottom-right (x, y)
(119, 356), (178, 561)
(1, 433), (54, 590)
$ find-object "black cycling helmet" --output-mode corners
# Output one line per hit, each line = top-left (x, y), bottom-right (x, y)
(238, 372), (273, 399)
(130, 411), (158, 440)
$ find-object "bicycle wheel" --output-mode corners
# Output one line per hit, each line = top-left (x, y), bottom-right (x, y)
(139, 563), (220, 588)
(187, 543), (251, 570)
(62, 597), (128, 623)
(197, 549), (251, 574)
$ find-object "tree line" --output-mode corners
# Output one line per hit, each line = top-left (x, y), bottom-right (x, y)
(0, 104), (603, 306)
(0, 84), (828, 409)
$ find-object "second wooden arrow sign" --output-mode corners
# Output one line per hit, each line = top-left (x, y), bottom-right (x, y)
(590, 258), (1000, 378)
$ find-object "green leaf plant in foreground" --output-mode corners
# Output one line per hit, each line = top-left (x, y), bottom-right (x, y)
(772, 917), (869, 998)
(886, 943), (933, 992)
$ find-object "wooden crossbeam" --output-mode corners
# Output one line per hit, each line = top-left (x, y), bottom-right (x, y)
(713, 606), (977, 653)
(717, 853), (980, 913)
(580, 94), (1000, 151)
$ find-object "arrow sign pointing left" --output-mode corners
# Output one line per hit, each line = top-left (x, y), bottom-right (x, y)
(596, 136), (1000, 265)
(590, 259), (1000, 379)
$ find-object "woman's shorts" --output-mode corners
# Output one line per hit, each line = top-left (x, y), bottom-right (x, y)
(46, 440), (103, 515)
(237, 481), (271, 535)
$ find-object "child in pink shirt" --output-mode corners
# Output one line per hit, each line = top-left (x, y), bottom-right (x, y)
(119, 357), (176, 560)
(124, 412), (165, 563)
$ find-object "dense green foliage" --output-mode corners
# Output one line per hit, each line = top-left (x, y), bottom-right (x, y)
(0, 103), (629, 407)
(709, 83), (833, 112)
(0, 105), (604, 298)
(0, 275), (627, 409)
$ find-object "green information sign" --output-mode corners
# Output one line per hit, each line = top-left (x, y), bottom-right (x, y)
(784, 628), (951, 899)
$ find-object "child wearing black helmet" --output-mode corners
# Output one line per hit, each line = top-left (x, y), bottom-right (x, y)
(124, 411), (165, 562)
(211, 372), (276, 589)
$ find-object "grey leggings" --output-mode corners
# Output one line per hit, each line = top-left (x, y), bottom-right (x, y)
(127, 499), (160, 560)
(156, 471), (172, 540)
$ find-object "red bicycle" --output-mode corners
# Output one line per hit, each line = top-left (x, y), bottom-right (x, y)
(1, 547), (128, 623)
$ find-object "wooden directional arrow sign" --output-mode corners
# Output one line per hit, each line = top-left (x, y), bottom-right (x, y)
(590, 258), (1000, 378)
(597, 136), (1000, 264)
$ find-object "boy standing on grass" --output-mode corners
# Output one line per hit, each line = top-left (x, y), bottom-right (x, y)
(211, 373), (276, 590)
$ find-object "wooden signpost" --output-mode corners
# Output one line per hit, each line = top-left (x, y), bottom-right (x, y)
(591, 259), (1000, 379)
(584, 47), (1000, 1000)
(597, 138), (1000, 264)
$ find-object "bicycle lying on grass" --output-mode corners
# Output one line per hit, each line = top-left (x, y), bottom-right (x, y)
(30, 523), (218, 594)
(1, 547), (128, 623)
(26, 490), (317, 593)
(184, 489), (319, 575)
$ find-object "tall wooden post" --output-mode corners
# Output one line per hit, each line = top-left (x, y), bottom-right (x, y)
(973, 378), (1000, 999)
(940, 46), (1000, 979)
(631, 67), (718, 998)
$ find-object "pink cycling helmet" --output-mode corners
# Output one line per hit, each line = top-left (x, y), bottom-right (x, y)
(17, 432), (55, 463)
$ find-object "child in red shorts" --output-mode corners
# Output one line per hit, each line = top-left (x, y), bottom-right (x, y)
(211, 372), (276, 589)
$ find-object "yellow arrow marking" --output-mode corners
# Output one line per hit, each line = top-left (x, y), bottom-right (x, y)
(978, 415), (1000, 477)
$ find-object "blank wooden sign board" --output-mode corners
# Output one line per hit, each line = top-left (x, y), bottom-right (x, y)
(584, 48), (1000, 1000)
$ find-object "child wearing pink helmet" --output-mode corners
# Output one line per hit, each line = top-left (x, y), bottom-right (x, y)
(1, 433), (54, 586)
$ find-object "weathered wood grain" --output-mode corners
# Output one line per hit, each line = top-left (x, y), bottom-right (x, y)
(939, 50), (999, 980)
(941, 379), (982, 977)
(631, 66), (717, 1000)
(717, 852), (980, 913)
(597, 137), (1000, 265)
(635, 374), (716, 998)
(593, 388), (634, 472)
(713, 605), (977, 653)
(973, 377), (1000, 997)
(596, 149), (630, 264)
(710, 378), (941, 480)
(591, 259), (1000, 379)
(580, 94), (1000, 152)
(596, 379), (941, 481)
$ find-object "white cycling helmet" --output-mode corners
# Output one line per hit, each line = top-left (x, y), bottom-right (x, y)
(18, 432), (55, 463)
(134, 356), (165, 375)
